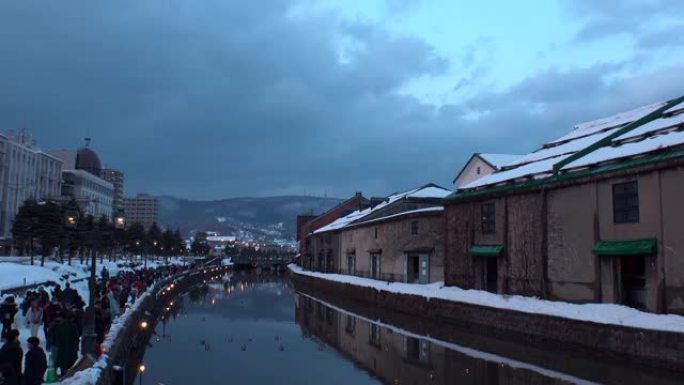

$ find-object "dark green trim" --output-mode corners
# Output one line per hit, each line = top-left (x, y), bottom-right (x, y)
(446, 145), (684, 203)
(470, 244), (504, 257)
(447, 95), (684, 204)
(592, 239), (657, 256)
(552, 96), (684, 174)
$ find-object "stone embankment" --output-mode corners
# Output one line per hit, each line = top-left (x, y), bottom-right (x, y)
(291, 269), (684, 372)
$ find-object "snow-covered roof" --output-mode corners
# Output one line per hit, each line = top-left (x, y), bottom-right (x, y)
(478, 154), (522, 169)
(314, 184), (450, 234)
(460, 96), (684, 191)
(548, 101), (667, 145)
(351, 207), (444, 227)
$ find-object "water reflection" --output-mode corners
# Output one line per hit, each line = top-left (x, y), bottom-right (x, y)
(296, 294), (588, 385)
(140, 271), (380, 385)
(139, 272), (679, 385)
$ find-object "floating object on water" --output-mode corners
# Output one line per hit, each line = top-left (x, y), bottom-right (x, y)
(279, 345), (285, 351)
(241, 344), (247, 351)
(200, 340), (206, 345)
(274, 336), (280, 341)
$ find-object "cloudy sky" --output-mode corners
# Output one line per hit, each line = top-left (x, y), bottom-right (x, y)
(0, 0), (682, 200)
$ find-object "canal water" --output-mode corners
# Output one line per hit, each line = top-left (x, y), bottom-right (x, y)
(139, 271), (680, 385)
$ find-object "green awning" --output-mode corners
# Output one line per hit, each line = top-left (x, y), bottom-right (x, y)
(470, 244), (504, 257)
(592, 239), (657, 256)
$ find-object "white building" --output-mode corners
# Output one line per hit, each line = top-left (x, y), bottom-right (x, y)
(0, 130), (63, 239)
(453, 153), (521, 188)
(124, 193), (159, 229)
(48, 139), (115, 219)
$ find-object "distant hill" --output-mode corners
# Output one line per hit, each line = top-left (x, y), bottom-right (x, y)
(157, 195), (343, 241)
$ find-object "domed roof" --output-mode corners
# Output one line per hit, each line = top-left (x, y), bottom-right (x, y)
(76, 145), (103, 177)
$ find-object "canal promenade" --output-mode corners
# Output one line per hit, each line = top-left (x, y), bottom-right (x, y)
(58, 264), (231, 385)
(289, 264), (684, 372)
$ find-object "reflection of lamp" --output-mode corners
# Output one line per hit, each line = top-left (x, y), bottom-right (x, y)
(140, 321), (148, 329)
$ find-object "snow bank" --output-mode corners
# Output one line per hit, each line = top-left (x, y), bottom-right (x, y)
(289, 264), (684, 334)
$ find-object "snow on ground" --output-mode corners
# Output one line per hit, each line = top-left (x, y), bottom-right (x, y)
(0, 262), (75, 291)
(289, 264), (684, 334)
(0, 257), (192, 384)
(221, 257), (234, 266)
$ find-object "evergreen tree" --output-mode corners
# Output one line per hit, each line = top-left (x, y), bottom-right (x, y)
(173, 228), (185, 255)
(96, 214), (114, 262)
(61, 198), (83, 265)
(33, 201), (65, 266)
(191, 231), (210, 256)
(162, 229), (175, 257)
(12, 200), (39, 264)
(147, 222), (162, 258)
(126, 222), (146, 254)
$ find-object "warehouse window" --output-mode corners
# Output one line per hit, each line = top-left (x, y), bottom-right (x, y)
(613, 181), (639, 223)
(481, 203), (496, 234)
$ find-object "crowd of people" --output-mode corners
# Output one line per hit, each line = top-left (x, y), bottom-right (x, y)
(0, 263), (188, 384)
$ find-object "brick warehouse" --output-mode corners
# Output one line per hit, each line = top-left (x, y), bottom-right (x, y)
(445, 95), (684, 314)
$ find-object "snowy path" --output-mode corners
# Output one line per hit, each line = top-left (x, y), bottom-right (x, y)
(289, 264), (684, 334)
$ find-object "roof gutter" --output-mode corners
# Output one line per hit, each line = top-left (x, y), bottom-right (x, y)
(552, 95), (684, 174)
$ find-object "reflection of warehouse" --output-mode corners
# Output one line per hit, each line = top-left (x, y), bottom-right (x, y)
(295, 295), (584, 385)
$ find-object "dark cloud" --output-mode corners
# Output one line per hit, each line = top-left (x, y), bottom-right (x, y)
(563, 0), (684, 46)
(636, 24), (684, 49)
(0, 1), (681, 201)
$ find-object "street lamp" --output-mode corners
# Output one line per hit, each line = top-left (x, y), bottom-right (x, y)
(135, 240), (145, 269)
(114, 210), (126, 263)
(64, 210), (99, 357)
(153, 240), (158, 262)
(138, 364), (145, 385)
(114, 212), (126, 230)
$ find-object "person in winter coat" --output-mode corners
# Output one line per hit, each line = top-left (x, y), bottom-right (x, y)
(25, 301), (43, 338)
(0, 298), (17, 339)
(43, 299), (62, 351)
(23, 337), (47, 385)
(0, 329), (22, 380)
(0, 363), (20, 385)
(106, 290), (120, 320)
(49, 315), (78, 376)
(60, 284), (77, 308)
